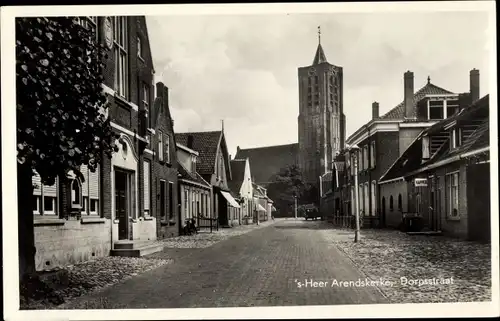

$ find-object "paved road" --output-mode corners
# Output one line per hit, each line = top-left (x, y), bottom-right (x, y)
(65, 219), (388, 308)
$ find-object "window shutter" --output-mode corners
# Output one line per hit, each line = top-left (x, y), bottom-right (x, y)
(81, 165), (89, 197)
(144, 161), (150, 211)
(33, 172), (42, 196)
(422, 136), (430, 159)
(89, 167), (100, 199)
(43, 178), (58, 197)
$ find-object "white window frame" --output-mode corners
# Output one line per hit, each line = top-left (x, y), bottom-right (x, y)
(33, 195), (41, 215)
(165, 134), (171, 163)
(371, 181), (377, 217)
(71, 178), (83, 209)
(113, 16), (128, 99)
(422, 136), (430, 159)
(90, 199), (99, 216)
(359, 184), (364, 215)
(364, 183), (369, 217)
(370, 141), (376, 168)
(158, 131), (164, 161)
(43, 196), (57, 215)
(427, 99), (449, 120)
(450, 128), (462, 150)
(142, 83), (150, 111)
(82, 196), (89, 215)
(446, 171), (460, 219)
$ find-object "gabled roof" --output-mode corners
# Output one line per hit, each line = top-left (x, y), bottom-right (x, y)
(234, 143), (298, 186)
(380, 95), (490, 182)
(175, 131), (226, 176)
(313, 43), (328, 65)
(252, 182), (266, 198)
(380, 82), (454, 119)
(228, 159), (247, 196)
(178, 162), (211, 188)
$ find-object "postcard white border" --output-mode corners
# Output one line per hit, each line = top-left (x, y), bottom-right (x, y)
(1, 1), (498, 320)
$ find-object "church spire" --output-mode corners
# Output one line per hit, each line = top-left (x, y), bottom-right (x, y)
(313, 25), (327, 65)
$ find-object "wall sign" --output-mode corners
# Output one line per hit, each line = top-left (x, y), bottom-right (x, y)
(414, 178), (428, 187)
(104, 17), (114, 49)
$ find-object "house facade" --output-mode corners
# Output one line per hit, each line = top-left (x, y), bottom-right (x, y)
(175, 130), (241, 228)
(228, 158), (254, 226)
(345, 70), (479, 228)
(379, 95), (490, 241)
(147, 82), (180, 240)
(252, 183), (272, 222)
(176, 141), (212, 229)
(32, 16), (163, 270)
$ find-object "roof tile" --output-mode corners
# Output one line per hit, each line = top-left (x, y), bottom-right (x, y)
(175, 131), (222, 176)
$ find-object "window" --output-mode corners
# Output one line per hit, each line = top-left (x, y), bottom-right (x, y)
(451, 129), (461, 149)
(446, 99), (459, 118)
(82, 196), (89, 214)
(371, 181), (377, 217)
(389, 195), (394, 212)
(75, 16), (98, 41)
(358, 150), (363, 171)
(90, 199), (99, 215)
(165, 134), (171, 163)
(71, 179), (82, 209)
(416, 194), (421, 214)
(44, 196), (56, 214)
(158, 131), (164, 161)
(168, 182), (174, 219)
(364, 146), (369, 170)
(370, 141), (376, 168)
(446, 172), (459, 219)
(191, 155), (197, 173)
(142, 83), (150, 111)
(184, 189), (189, 218)
(422, 136), (430, 159)
(137, 36), (143, 58)
(201, 194), (205, 216)
(428, 100), (445, 120)
(33, 196), (40, 215)
(113, 17), (128, 98)
(359, 184), (364, 215)
(143, 160), (151, 216)
(364, 183), (369, 216)
(398, 194), (402, 211)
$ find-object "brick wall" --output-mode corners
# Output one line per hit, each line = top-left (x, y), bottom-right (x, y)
(466, 162), (490, 242)
(379, 180), (408, 228)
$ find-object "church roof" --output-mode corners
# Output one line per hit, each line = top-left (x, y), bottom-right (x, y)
(313, 43), (328, 65)
(380, 81), (454, 119)
(234, 143), (298, 187)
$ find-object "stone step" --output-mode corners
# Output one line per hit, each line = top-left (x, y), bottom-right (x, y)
(111, 242), (164, 257)
(406, 231), (443, 236)
(113, 240), (155, 250)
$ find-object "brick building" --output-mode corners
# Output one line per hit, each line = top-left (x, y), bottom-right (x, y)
(377, 69), (481, 228)
(344, 70), (477, 227)
(175, 130), (241, 227)
(32, 16), (167, 269)
(379, 95), (490, 241)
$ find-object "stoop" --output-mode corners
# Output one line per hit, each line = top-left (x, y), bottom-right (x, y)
(110, 240), (164, 257)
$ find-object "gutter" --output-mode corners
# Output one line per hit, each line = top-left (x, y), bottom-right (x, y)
(405, 146), (489, 177)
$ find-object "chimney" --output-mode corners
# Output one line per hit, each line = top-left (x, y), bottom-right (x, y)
(372, 101), (379, 119)
(229, 154), (232, 160)
(187, 135), (194, 149)
(163, 86), (169, 110)
(470, 68), (480, 103)
(156, 82), (165, 100)
(404, 71), (414, 118)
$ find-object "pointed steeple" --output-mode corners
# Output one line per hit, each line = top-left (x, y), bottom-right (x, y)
(313, 26), (327, 65)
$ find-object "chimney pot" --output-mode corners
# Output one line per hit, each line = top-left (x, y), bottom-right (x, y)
(404, 71), (415, 118)
(469, 69), (480, 103)
(372, 101), (379, 119)
(187, 135), (194, 149)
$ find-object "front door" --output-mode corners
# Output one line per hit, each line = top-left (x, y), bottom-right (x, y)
(115, 169), (129, 240)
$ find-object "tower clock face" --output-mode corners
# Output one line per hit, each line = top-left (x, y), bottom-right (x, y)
(308, 67), (316, 76)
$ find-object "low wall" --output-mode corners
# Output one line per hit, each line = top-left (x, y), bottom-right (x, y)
(34, 218), (111, 271)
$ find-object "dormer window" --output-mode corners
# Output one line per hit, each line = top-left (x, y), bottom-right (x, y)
(446, 99), (460, 117)
(450, 128), (462, 149)
(422, 136), (430, 159)
(428, 98), (460, 120)
(429, 100), (444, 120)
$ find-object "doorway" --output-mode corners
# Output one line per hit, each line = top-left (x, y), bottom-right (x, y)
(381, 197), (386, 227)
(115, 169), (130, 240)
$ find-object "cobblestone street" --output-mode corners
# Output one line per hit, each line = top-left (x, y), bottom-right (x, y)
(62, 219), (388, 309)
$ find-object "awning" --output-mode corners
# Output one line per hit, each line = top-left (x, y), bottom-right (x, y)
(271, 206), (277, 212)
(220, 191), (241, 208)
(256, 204), (266, 212)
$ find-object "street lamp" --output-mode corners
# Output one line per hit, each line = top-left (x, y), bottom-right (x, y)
(348, 144), (361, 243)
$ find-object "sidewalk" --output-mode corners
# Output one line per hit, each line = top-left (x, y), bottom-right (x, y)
(320, 225), (491, 303)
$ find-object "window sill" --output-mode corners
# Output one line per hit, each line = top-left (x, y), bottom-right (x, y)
(81, 217), (106, 224)
(143, 216), (154, 221)
(34, 218), (66, 226)
(114, 93), (132, 109)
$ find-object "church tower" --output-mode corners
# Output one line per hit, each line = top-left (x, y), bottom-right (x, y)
(298, 27), (346, 198)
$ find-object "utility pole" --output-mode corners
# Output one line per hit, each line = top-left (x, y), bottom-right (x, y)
(352, 146), (361, 242)
(294, 195), (298, 220)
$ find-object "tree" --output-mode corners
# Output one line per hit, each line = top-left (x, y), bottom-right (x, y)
(266, 164), (312, 217)
(16, 17), (117, 280)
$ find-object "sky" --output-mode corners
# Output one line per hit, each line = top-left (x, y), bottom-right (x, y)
(145, 11), (491, 157)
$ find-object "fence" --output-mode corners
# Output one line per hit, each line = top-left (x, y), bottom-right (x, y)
(197, 216), (219, 233)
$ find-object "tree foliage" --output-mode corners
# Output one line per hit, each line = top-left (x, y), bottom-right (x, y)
(16, 17), (118, 185)
(266, 164), (315, 215)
